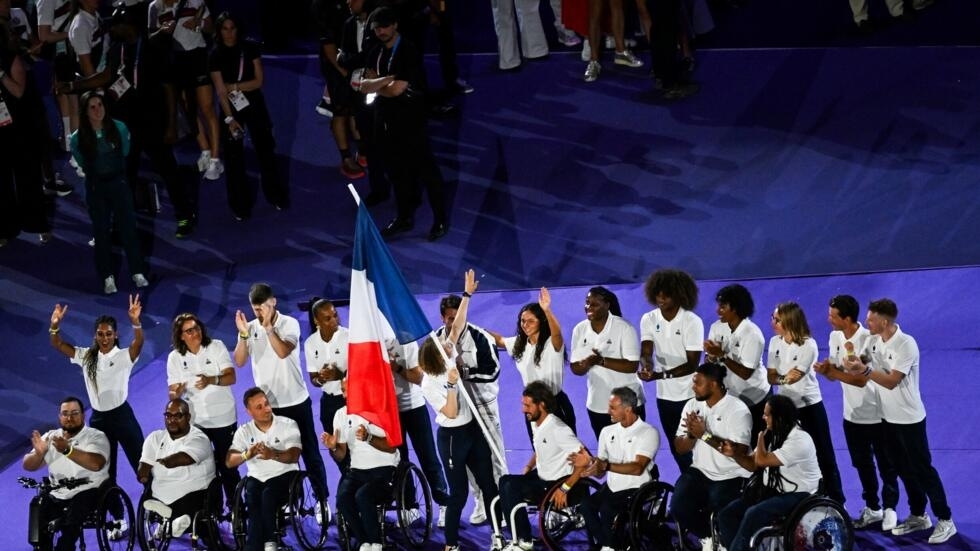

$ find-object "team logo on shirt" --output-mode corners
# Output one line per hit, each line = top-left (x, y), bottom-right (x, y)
(334, 349), (341, 355)
(674, 329), (682, 336)
(655, 323), (661, 332)
(791, 355), (798, 362)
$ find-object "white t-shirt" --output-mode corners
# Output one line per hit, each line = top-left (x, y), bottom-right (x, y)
(421, 371), (473, 428)
(596, 419), (660, 492)
(36, 0), (72, 33)
(147, 0), (209, 51)
(39, 425), (111, 500)
(67, 9), (104, 65)
(304, 327), (349, 397)
(639, 308), (703, 402)
(333, 408), (400, 470)
(504, 335), (564, 397)
(531, 414), (582, 482)
(678, 394), (752, 481)
(828, 325), (880, 424)
(769, 426), (821, 495)
(706, 318), (770, 407)
(767, 337), (822, 408)
(245, 313), (309, 408)
(232, 415), (301, 482)
(70, 346), (135, 412)
(166, 341), (236, 428)
(10, 8), (31, 41)
(867, 326), (926, 424)
(140, 426), (215, 504)
(388, 340), (425, 412)
(570, 315), (644, 412)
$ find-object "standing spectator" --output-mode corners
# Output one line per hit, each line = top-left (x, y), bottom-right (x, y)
(209, 11), (289, 220)
(648, 0), (698, 98)
(69, 92), (149, 293)
(395, 0), (473, 94)
(36, 0), (77, 159)
(582, 0), (642, 82)
(489, 0), (548, 71)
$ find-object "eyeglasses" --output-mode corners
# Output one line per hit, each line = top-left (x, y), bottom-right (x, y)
(182, 325), (201, 335)
(60, 410), (82, 418)
(163, 412), (185, 420)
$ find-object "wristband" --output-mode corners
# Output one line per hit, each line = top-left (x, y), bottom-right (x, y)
(49, 327), (60, 335)
(132, 324), (142, 329)
(224, 115), (235, 124)
(447, 382), (456, 389)
(862, 367), (872, 377)
(366, 433), (374, 445)
(61, 445), (73, 456)
(213, 375), (220, 386)
(598, 356), (605, 366)
(239, 332), (249, 340)
(560, 482), (572, 493)
(461, 291), (471, 298)
(701, 432), (713, 443)
(241, 450), (249, 461)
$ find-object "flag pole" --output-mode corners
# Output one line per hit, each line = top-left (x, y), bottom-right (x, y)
(429, 330), (508, 471)
(348, 183), (361, 204)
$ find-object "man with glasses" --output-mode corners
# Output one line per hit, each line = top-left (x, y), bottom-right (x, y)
(137, 399), (216, 538)
(22, 396), (111, 550)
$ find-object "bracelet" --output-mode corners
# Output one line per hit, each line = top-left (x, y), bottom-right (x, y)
(241, 450), (249, 461)
(447, 382), (456, 389)
(862, 367), (873, 377)
(213, 375), (220, 386)
(560, 482), (572, 493)
(132, 324), (142, 329)
(366, 433), (374, 445)
(701, 432), (713, 443)
(664, 371), (672, 380)
(49, 327), (60, 335)
(598, 356), (605, 366)
(65, 445), (74, 457)
(61, 445), (73, 456)
(239, 332), (249, 340)
(224, 115), (235, 124)
(461, 291), (471, 298)
(777, 376), (787, 385)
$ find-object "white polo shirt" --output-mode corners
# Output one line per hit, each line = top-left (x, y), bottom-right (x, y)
(531, 414), (582, 482)
(68, 9), (104, 63)
(232, 415), (301, 482)
(304, 326), (349, 397)
(570, 315), (644, 412)
(245, 313), (309, 408)
(140, 426), (215, 504)
(640, 308), (702, 402)
(706, 318), (770, 407)
(333, 408), (400, 470)
(70, 346), (135, 412)
(769, 426), (821, 494)
(167, 341), (236, 428)
(147, 0), (209, 51)
(421, 371), (473, 428)
(678, 393), (752, 481)
(504, 335), (565, 397)
(389, 340), (425, 412)
(40, 425), (111, 500)
(37, 0), (72, 55)
(828, 325), (880, 424)
(596, 419), (660, 492)
(767, 337), (822, 408)
(867, 326), (925, 424)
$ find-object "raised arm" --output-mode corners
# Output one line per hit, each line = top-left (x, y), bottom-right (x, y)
(127, 294), (144, 362)
(48, 304), (76, 359)
(447, 269), (478, 344)
(539, 287), (563, 352)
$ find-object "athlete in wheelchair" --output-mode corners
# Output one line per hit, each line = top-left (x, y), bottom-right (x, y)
(227, 387), (327, 551)
(21, 396), (134, 551)
(715, 395), (853, 551)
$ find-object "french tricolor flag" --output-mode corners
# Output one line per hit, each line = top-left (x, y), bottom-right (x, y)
(347, 202), (431, 447)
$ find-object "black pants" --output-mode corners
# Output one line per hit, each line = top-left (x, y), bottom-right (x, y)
(647, 0), (684, 87)
(223, 95), (287, 218)
(657, 398), (693, 472)
(436, 420), (499, 546)
(399, 404), (450, 505)
(90, 401), (144, 482)
(798, 402), (845, 504)
(199, 423), (241, 510)
(580, 484), (633, 547)
(843, 420), (899, 510)
(883, 418), (951, 520)
(273, 398), (329, 499)
(32, 487), (100, 551)
(670, 467), (744, 537)
(336, 465), (395, 545)
(378, 118), (447, 225)
(498, 471), (556, 542)
(319, 392), (348, 471)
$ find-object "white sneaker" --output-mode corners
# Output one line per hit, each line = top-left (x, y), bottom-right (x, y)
(104, 276), (117, 295)
(854, 507), (883, 529)
(580, 39), (591, 62)
(882, 508), (897, 530)
(558, 28), (581, 47)
(143, 499), (172, 518)
(107, 519), (129, 541)
(892, 514), (932, 535)
(197, 150), (211, 172)
(358, 544), (371, 551)
(614, 49), (643, 68)
(584, 60), (601, 82)
(204, 158), (224, 181)
(170, 514), (191, 537)
(437, 505), (446, 528)
(370, 544), (383, 551)
(599, 547), (617, 551)
(469, 497), (487, 525)
(264, 542), (277, 551)
(132, 273), (149, 288)
(503, 540), (533, 551)
(701, 536), (715, 551)
(928, 519), (957, 544)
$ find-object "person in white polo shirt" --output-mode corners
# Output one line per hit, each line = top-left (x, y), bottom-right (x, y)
(234, 283), (328, 504)
(23, 396), (110, 551)
(226, 387), (302, 551)
(840, 298), (956, 544)
(670, 362), (751, 544)
(137, 398), (216, 538)
(322, 378), (400, 551)
(49, 295), (146, 484)
(814, 295), (899, 531)
(304, 298), (348, 467)
(638, 268), (703, 472)
(167, 313), (240, 511)
(574, 386), (660, 551)
(496, 381), (588, 550)
(570, 286), (645, 439)
(704, 284), (771, 440)
(716, 394), (822, 551)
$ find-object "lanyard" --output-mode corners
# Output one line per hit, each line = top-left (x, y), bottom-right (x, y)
(119, 38), (142, 88)
(375, 35), (400, 76)
(237, 50), (245, 83)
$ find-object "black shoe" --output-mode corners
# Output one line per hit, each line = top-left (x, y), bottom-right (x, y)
(175, 219), (194, 239)
(364, 192), (390, 207)
(43, 178), (74, 197)
(381, 218), (414, 237)
(427, 222), (449, 241)
(663, 82), (700, 100)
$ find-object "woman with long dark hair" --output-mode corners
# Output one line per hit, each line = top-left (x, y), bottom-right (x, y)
(570, 286), (644, 439)
(716, 394), (821, 551)
(166, 312), (240, 510)
(69, 91), (147, 295)
(490, 287), (577, 440)
(48, 295), (146, 484)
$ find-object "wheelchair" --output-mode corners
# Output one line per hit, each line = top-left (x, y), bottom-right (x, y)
(136, 478), (235, 551)
(335, 461), (433, 550)
(618, 472), (677, 551)
(488, 475), (602, 551)
(746, 494), (854, 551)
(21, 476), (136, 551)
(230, 470), (328, 551)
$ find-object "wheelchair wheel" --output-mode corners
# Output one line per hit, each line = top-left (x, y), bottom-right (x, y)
(335, 512), (353, 551)
(198, 479), (235, 551)
(628, 481), (676, 551)
(96, 485), (136, 551)
(230, 478), (249, 551)
(288, 471), (328, 551)
(394, 462), (432, 549)
(135, 493), (169, 551)
(782, 496), (854, 551)
(539, 477), (601, 551)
